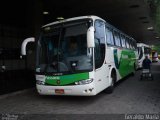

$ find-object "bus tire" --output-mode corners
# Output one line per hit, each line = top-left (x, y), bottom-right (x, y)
(104, 70), (116, 94)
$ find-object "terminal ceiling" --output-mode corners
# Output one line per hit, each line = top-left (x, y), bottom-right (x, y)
(1, 0), (160, 45)
(43, 0), (160, 45)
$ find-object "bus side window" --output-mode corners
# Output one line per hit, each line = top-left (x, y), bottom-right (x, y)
(131, 39), (135, 49)
(129, 40), (132, 49)
(126, 37), (130, 49)
(113, 31), (121, 47)
(128, 39), (132, 49)
(118, 32), (122, 47)
(106, 27), (114, 46)
(121, 34), (126, 48)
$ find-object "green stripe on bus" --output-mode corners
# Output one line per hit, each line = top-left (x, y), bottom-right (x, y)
(45, 72), (89, 86)
(114, 49), (136, 77)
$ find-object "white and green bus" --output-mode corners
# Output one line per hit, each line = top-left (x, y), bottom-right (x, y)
(21, 16), (138, 96)
(137, 43), (151, 68)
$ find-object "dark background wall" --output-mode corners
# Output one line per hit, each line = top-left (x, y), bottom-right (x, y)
(0, 0), (42, 95)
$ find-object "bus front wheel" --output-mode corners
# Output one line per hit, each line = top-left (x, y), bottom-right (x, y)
(104, 71), (116, 94)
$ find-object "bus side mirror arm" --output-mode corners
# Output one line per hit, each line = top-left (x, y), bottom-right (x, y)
(21, 37), (35, 56)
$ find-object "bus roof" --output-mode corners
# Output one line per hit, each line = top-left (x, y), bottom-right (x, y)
(42, 15), (136, 41)
(137, 43), (150, 48)
(42, 15), (105, 28)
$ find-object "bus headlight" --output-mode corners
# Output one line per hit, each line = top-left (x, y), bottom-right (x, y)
(75, 78), (93, 85)
(36, 80), (45, 85)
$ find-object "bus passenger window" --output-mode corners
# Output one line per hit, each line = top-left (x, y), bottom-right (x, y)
(129, 39), (132, 49)
(114, 31), (121, 47)
(126, 38), (130, 49)
(106, 27), (114, 45)
(130, 40), (134, 49)
(121, 35), (126, 48)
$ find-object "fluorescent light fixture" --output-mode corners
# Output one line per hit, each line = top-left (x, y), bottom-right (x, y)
(57, 17), (64, 20)
(147, 26), (154, 30)
(155, 36), (160, 39)
(43, 11), (49, 15)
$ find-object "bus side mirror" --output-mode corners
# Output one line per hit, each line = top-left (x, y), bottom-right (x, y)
(21, 37), (35, 56)
(87, 26), (95, 48)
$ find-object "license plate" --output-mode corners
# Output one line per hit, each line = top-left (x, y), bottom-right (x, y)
(55, 89), (64, 94)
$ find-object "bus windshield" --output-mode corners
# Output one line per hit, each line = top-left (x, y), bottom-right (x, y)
(36, 20), (93, 74)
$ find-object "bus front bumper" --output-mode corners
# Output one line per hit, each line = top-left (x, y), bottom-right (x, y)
(36, 84), (97, 96)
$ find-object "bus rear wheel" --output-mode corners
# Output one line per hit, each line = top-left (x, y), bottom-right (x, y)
(104, 71), (116, 94)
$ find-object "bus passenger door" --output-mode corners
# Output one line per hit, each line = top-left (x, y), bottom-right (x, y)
(94, 20), (109, 93)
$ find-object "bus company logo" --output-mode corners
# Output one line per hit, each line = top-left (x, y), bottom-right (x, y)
(46, 76), (60, 80)
(56, 80), (61, 85)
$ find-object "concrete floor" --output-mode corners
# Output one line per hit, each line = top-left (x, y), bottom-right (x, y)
(0, 63), (160, 119)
